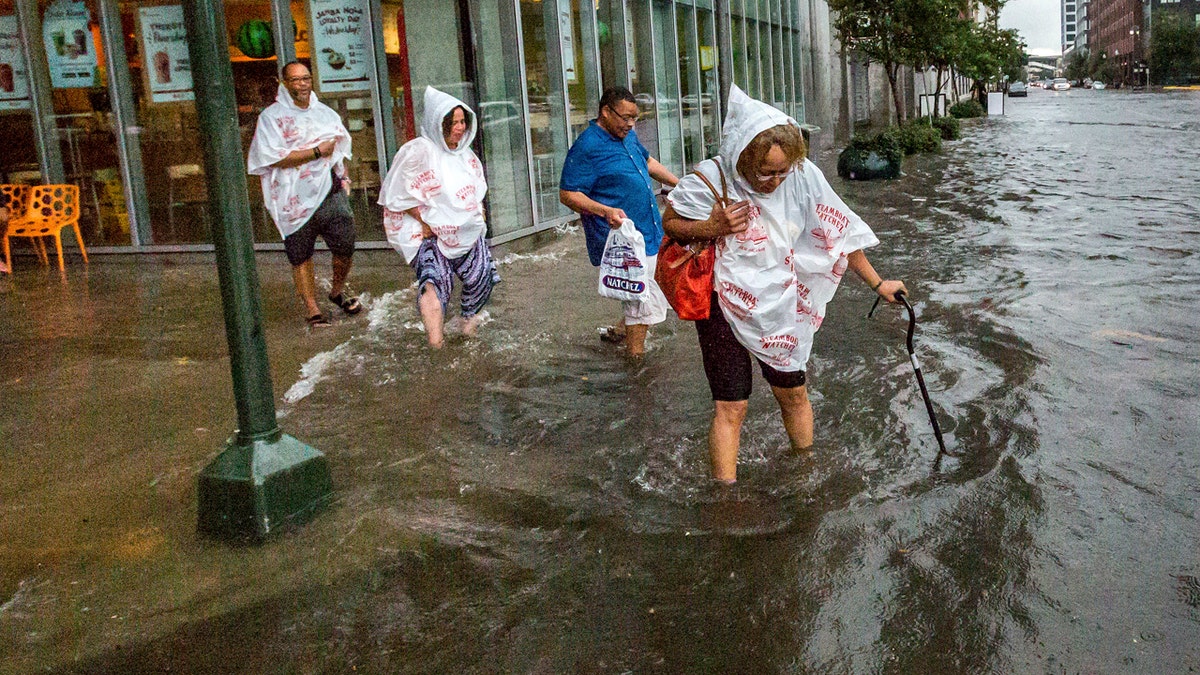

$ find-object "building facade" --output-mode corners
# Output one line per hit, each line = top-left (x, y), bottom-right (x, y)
(0, 0), (813, 254)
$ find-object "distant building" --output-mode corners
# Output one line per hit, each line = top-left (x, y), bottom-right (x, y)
(1063, 0), (1081, 53)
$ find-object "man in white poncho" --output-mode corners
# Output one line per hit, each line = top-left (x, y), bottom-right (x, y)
(379, 87), (498, 348)
(247, 62), (361, 327)
(664, 85), (907, 484)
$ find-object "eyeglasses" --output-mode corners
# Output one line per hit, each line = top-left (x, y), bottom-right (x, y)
(284, 75), (312, 84)
(605, 106), (638, 124)
(754, 166), (794, 182)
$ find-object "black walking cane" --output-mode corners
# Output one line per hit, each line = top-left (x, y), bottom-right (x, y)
(869, 290), (955, 459)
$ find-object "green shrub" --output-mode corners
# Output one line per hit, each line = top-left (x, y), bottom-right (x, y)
(949, 99), (985, 119)
(915, 115), (961, 140)
(877, 122), (942, 156)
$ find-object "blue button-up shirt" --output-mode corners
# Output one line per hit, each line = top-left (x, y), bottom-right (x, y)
(560, 121), (663, 265)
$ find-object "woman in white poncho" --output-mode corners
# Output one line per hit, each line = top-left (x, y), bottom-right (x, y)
(664, 85), (907, 484)
(379, 87), (499, 348)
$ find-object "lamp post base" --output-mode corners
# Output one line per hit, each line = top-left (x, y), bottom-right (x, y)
(197, 432), (333, 542)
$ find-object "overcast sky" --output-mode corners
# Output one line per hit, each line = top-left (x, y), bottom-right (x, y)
(1000, 0), (1064, 56)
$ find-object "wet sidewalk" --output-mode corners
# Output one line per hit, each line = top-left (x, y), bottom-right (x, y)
(0, 228), (701, 673)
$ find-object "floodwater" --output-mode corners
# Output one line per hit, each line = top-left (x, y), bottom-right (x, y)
(6, 88), (1200, 673)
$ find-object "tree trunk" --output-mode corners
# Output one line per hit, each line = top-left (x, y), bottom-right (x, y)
(886, 62), (905, 124)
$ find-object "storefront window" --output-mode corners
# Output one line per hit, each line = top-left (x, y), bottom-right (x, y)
(0, 3), (39, 193)
(520, 0), (569, 221)
(225, 0), (287, 242)
(675, 2), (701, 169)
(467, 0), (532, 240)
(730, 0), (746, 89)
(296, 0), (384, 240)
(117, 0), (203, 244)
(627, 0), (657, 161)
(695, 2), (719, 157)
(744, 6), (760, 98)
(650, 0), (680, 176)
(565, 0), (600, 138)
(595, 0), (624, 91)
(36, 0), (127, 246)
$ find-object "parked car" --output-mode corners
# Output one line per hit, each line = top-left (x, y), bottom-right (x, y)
(1008, 81), (1028, 97)
(1052, 78), (1071, 91)
(1092, 81), (1108, 90)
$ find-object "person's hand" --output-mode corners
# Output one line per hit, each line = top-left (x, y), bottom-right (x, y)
(317, 139), (336, 158)
(605, 206), (628, 228)
(709, 200), (752, 236)
(421, 222), (435, 239)
(877, 280), (908, 303)
(342, 176), (351, 195)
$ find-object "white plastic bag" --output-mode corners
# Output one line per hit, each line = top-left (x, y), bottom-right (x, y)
(597, 218), (649, 302)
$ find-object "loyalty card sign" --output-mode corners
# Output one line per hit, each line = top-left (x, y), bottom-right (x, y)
(309, 0), (370, 93)
(42, 0), (96, 88)
(0, 15), (32, 110)
(139, 5), (193, 103)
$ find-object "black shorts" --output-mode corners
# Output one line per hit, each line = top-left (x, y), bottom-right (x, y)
(283, 182), (355, 266)
(695, 293), (806, 401)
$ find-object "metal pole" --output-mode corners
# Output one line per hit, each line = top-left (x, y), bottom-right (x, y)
(184, 0), (331, 541)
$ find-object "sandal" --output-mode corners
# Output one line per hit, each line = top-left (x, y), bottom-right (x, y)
(306, 314), (332, 328)
(328, 293), (362, 315)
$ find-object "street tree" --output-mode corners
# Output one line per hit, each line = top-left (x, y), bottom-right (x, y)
(1150, 9), (1200, 85)
(1064, 49), (1090, 83)
(957, 22), (1026, 105)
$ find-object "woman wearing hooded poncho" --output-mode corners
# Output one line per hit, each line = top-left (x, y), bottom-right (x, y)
(380, 87), (499, 348)
(664, 86), (908, 484)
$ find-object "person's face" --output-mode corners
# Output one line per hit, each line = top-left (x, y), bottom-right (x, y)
(599, 100), (638, 139)
(282, 65), (312, 107)
(748, 145), (794, 194)
(445, 108), (467, 148)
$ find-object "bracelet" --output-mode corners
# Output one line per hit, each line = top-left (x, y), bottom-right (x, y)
(312, 147), (321, 159)
(870, 278), (884, 292)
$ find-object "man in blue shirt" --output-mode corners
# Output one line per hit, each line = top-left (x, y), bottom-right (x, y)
(560, 87), (679, 357)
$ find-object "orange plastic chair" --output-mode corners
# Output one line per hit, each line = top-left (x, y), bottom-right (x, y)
(3, 185), (88, 271)
(1, 183), (49, 268)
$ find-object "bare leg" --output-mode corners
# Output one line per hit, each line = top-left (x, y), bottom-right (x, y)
(291, 260), (322, 318)
(709, 399), (748, 483)
(330, 254), (353, 297)
(418, 282), (445, 348)
(462, 313), (483, 336)
(771, 384), (814, 452)
(625, 323), (649, 356)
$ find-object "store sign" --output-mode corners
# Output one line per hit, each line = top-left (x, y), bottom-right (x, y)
(42, 0), (96, 89)
(139, 6), (193, 103)
(309, 0), (370, 93)
(0, 15), (32, 110)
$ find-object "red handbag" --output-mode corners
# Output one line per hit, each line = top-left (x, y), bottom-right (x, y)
(656, 164), (729, 321)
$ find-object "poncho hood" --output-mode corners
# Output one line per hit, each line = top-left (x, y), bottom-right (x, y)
(718, 84), (801, 194)
(421, 86), (477, 155)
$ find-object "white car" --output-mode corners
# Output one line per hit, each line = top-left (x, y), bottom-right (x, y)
(1052, 78), (1071, 91)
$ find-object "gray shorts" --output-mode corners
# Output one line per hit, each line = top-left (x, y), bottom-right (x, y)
(284, 183), (355, 266)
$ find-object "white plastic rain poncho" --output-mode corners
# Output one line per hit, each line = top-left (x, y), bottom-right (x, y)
(379, 87), (488, 264)
(247, 84), (352, 239)
(668, 85), (879, 372)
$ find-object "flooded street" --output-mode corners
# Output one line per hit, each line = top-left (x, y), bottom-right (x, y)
(3, 88), (1199, 673)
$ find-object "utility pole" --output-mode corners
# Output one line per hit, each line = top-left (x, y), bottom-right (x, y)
(184, 0), (333, 541)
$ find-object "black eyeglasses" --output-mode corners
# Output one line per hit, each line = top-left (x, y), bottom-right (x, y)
(284, 75), (312, 84)
(605, 106), (638, 124)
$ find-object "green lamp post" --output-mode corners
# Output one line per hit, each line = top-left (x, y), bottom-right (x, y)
(183, 0), (332, 540)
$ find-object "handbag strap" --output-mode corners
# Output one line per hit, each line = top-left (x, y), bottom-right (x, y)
(691, 160), (729, 207)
